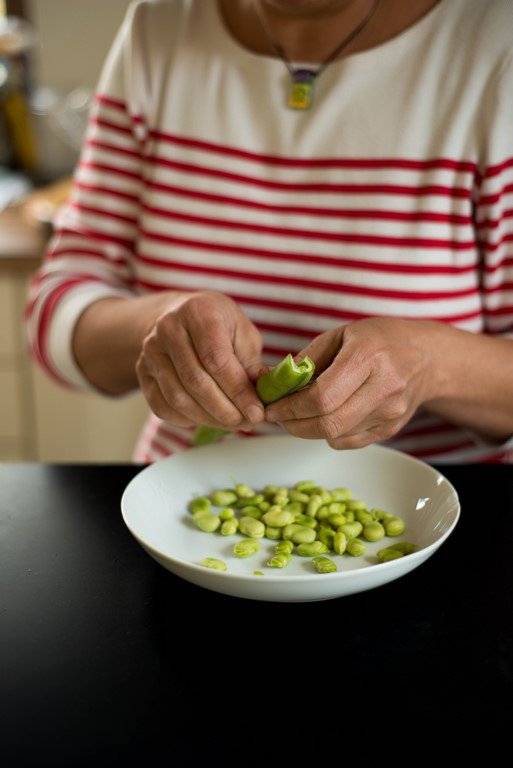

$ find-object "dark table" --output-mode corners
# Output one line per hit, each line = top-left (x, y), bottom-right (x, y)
(2, 463), (513, 763)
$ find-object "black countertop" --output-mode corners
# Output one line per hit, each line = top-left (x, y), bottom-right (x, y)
(1, 463), (513, 763)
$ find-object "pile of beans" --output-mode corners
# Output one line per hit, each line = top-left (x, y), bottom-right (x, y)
(191, 481), (416, 574)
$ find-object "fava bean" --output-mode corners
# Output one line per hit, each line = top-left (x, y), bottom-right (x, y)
(193, 513), (221, 533)
(346, 539), (366, 557)
(239, 516), (265, 538)
(312, 556), (337, 573)
(219, 508), (235, 521)
(362, 522), (385, 542)
(199, 557), (227, 571)
(221, 518), (239, 536)
(339, 521), (363, 539)
(275, 540), (294, 555)
(282, 524), (316, 545)
(189, 497), (211, 515)
(265, 526), (282, 541)
(211, 490), (238, 507)
(267, 553), (291, 568)
(296, 541), (329, 557)
(333, 531), (347, 555)
(262, 507), (295, 528)
(384, 517), (406, 536)
(233, 539), (260, 558)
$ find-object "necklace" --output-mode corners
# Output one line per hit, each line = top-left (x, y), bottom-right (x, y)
(253, 0), (380, 110)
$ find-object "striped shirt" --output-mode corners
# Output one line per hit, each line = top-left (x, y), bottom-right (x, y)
(26, 0), (513, 464)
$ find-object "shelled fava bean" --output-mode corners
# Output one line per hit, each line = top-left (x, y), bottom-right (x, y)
(190, 481), (417, 573)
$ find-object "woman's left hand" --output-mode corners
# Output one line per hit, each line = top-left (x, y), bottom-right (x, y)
(264, 317), (439, 449)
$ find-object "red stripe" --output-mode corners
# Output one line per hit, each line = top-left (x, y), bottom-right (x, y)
(478, 183), (513, 206)
(135, 253), (480, 302)
(59, 227), (134, 250)
(48, 246), (127, 265)
(146, 156), (473, 198)
(158, 423), (196, 450)
(255, 321), (318, 339)
(139, 228), (478, 275)
(478, 233), (513, 253)
(148, 129), (477, 173)
(140, 202), (475, 250)
(75, 180), (140, 204)
(93, 96), (477, 173)
(37, 277), (103, 388)
(145, 179), (472, 225)
(394, 422), (461, 440)
(48, 246), (128, 268)
(409, 439), (477, 459)
(134, 277), (484, 324)
(95, 94), (126, 112)
(80, 160), (141, 182)
(90, 116), (133, 137)
(70, 200), (139, 227)
(95, 94), (145, 125)
(86, 138), (141, 161)
(484, 305), (513, 317)
(475, 209), (513, 229)
(482, 158), (513, 180)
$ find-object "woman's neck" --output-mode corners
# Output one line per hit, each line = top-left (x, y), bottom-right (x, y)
(217, 0), (443, 64)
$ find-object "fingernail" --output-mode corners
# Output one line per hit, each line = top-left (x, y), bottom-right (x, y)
(247, 404), (264, 423)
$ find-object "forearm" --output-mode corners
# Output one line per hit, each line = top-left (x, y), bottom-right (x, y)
(422, 322), (513, 443)
(72, 290), (194, 395)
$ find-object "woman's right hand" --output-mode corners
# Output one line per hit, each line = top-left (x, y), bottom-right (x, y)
(135, 290), (265, 431)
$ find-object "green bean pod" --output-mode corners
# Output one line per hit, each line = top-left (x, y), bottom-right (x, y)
(256, 353), (315, 404)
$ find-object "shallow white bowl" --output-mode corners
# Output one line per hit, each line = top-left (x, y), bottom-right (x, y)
(121, 436), (460, 602)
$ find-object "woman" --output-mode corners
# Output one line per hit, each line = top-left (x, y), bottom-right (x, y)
(26, 0), (513, 463)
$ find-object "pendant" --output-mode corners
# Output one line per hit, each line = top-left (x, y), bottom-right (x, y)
(288, 69), (316, 110)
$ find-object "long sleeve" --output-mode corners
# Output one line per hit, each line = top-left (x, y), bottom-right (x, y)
(474, 51), (513, 341)
(25, 1), (149, 389)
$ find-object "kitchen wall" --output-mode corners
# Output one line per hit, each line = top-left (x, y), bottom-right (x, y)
(27, 0), (131, 91)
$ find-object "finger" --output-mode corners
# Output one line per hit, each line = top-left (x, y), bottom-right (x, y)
(266, 342), (371, 424)
(326, 429), (383, 450)
(235, 319), (264, 383)
(190, 315), (265, 424)
(159, 320), (249, 427)
(138, 370), (195, 428)
(141, 350), (252, 431)
(274, 377), (379, 440)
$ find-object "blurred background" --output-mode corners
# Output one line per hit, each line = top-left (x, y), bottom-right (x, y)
(0, 0), (149, 462)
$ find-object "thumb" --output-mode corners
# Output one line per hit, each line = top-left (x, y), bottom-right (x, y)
(295, 326), (345, 377)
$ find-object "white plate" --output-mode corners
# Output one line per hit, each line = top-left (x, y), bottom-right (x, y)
(121, 436), (460, 602)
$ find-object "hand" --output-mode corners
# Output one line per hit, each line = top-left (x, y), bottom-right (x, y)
(136, 291), (265, 430)
(264, 317), (438, 449)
